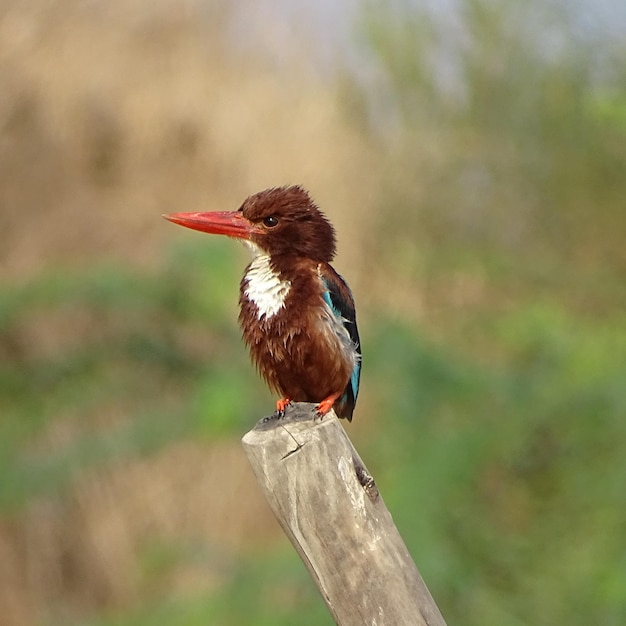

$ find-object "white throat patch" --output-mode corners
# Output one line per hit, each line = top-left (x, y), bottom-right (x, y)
(243, 253), (291, 320)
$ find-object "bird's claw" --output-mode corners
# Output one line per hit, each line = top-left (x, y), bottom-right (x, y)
(276, 397), (292, 418)
(315, 394), (340, 420)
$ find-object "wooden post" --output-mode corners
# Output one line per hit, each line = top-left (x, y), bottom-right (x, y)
(241, 402), (447, 626)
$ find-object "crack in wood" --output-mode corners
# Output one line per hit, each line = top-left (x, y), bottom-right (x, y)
(280, 424), (306, 460)
(352, 453), (379, 502)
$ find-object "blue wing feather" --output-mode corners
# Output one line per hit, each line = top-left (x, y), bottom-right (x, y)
(320, 268), (361, 420)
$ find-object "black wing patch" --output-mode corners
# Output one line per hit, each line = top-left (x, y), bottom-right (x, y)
(320, 266), (361, 420)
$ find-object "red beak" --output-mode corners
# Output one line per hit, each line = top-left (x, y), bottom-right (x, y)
(163, 211), (260, 240)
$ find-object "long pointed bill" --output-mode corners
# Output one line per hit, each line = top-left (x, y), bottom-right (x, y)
(163, 211), (260, 240)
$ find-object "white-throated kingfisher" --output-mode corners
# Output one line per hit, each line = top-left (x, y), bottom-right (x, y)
(164, 185), (361, 421)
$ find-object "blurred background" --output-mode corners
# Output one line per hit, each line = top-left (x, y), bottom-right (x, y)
(1, 0), (625, 624)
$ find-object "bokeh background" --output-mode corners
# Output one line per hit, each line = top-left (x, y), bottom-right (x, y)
(1, 0), (625, 624)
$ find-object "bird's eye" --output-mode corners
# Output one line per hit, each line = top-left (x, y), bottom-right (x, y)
(262, 215), (279, 228)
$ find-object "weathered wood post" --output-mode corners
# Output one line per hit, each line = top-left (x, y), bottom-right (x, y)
(242, 402), (447, 626)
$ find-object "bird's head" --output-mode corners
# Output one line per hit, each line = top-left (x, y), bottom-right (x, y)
(164, 186), (336, 262)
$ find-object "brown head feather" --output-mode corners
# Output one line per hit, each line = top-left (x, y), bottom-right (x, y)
(240, 186), (336, 262)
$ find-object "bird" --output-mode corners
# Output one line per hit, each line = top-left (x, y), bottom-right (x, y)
(163, 185), (361, 421)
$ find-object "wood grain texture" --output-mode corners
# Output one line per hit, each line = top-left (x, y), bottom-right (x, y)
(241, 402), (447, 626)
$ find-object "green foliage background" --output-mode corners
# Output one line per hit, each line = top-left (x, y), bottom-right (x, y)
(1, 1), (625, 624)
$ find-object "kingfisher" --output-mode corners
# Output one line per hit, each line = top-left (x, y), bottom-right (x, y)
(164, 185), (361, 421)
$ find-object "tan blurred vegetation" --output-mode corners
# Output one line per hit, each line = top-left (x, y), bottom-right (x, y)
(1, 0), (625, 624)
(0, 0), (376, 281)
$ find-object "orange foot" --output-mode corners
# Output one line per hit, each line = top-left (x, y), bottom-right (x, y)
(276, 397), (292, 415)
(315, 392), (342, 419)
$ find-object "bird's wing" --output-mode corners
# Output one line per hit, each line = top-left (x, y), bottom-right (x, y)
(318, 264), (361, 420)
